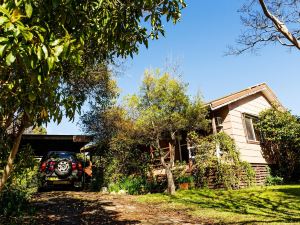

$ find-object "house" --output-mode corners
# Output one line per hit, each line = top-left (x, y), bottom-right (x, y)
(207, 83), (282, 184)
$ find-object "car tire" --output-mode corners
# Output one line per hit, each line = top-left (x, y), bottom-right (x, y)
(55, 159), (72, 178)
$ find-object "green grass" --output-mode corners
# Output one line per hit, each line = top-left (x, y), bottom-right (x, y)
(137, 185), (300, 224)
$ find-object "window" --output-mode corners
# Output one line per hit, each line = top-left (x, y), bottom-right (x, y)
(243, 114), (260, 142)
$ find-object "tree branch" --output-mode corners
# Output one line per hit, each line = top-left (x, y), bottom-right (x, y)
(258, 0), (300, 50)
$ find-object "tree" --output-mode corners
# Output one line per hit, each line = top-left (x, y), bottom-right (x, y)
(127, 70), (209, 194)
(229, 0), (300, 54)
(81, 82), (150, 188)
(256, 107), (300, 180)
(0, 0), (186, 191)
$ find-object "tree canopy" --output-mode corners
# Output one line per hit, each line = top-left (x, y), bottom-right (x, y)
(81, 68), (209, 194)
(0, 0), (186, 191)
(126, 70), (209, 194)
(256, 107), (300, 180)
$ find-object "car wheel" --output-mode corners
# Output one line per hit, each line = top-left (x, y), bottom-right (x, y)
(55, 159), (72, 177)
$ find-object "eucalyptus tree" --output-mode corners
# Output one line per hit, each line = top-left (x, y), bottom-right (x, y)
(0, 0), (186, 191)
(127, 70), (209, 195)
(230, 0), (300, 54)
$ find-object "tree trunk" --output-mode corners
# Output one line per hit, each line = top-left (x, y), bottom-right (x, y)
(167, 133), (176, 195)
(160, 133), (177, 195)
(165, 165), (176, 195)
(0, 128), (24, 192)
(156, 134), (176, 195)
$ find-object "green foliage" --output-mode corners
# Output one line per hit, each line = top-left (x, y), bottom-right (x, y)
(0, 128), (37, 178)
(108, 176), (150, 195)
(176, 175), (194, 184)
(0, 143), (39, 219)
(172, 160), (187, 179)
(0, 0), (186, 189)
(31, 126), (47, 134)
(0, 167), (38, 217)
(189, 132), (255, 189)
(256, 107), (300, 181)
(125, 69), (210, 194)
(82, 68), (209, 194)
(81, 72), (152, 190)
(88, 135), (151, 191)
(129, 70), (209, 139)
(265, 175), (284, 186)
(0, 0), (186, 128)
(240, 161), (256, 187)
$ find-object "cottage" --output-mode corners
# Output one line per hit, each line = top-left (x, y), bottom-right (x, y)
(207, 83), (282, 184)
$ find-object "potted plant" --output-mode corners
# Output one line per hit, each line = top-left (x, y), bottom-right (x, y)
(177, 175), (194, 190)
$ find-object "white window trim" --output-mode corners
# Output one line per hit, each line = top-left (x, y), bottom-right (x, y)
(243, 113), (260, 143)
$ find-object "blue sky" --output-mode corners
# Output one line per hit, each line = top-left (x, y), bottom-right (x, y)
(47, 1), (300, 134)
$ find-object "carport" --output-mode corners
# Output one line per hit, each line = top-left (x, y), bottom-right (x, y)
(20, 134), (92, 158)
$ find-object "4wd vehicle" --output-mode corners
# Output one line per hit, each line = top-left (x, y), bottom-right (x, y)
(39, 151), (83, 190)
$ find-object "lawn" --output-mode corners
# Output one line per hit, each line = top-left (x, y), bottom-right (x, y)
(137, 185), (300, 225)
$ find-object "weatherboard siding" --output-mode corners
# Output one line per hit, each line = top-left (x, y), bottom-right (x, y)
(226, 93), (271, 164)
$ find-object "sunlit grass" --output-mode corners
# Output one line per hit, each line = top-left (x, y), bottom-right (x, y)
(137, 185), (300, 224)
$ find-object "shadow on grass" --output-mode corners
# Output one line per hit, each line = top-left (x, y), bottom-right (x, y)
(276, 186), (300, 198)
(169, 186), (300, 224)
(20, 192), (140, 225)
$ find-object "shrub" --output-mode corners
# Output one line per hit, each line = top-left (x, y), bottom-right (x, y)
(265, 175), (284, 186)
(177, 175), (194, 184)
(189, 131), (255, 189)
(0, 144), (39, 219)
(108, 175), (167, 194)
(256, 107), (300, 181)
(108, 176), (147, 194)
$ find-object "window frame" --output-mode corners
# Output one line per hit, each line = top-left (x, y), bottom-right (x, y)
(242, 113), (260, 144)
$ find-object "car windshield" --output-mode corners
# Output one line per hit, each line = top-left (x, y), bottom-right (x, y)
(45, 152), (76, 161)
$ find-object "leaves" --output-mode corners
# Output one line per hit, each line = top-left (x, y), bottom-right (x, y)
(53, 45), (63, 57)
(0, 44), (6, 56)
(10, 8), (22, 23)
(47, 56), (54, 70)
(257, 108), (300, 180)
(0, 37), (9, 43)
(6, 52), (15, 65)
(28, 93), (36, 102)
(25, 2), (32, 18)
(22, 30), (33, 41)
(0, 16), (8, 25)
(0, 0), (186, 189)
(42, 45), (48, 58)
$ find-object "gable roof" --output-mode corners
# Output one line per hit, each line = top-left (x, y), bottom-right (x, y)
(208, 83), (283, 110)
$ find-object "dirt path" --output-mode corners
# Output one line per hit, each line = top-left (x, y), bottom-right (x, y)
(22, 191), (203, 225)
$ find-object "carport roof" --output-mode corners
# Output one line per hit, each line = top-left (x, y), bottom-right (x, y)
(21, 134), (93, 157)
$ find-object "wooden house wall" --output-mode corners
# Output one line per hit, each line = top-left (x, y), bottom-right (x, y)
(226, 93), (271, 164)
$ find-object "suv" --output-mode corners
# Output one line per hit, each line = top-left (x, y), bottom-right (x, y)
(39, 151), (83, 189)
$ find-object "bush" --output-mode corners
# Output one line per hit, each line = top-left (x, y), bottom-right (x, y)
(108, 176), (147, 194)
(265, 175), (284, 186)
(0, 144), (39, 220)
(0, 187), (31, 218)
(177, 175), (194, 184)
(257, 108), (300, 181)
(189, 132), (255, 189)
(108, 175), (167, 194)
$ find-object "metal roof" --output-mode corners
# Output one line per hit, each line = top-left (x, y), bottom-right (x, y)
(207, 83), (283, 110)
(21, 134), (92, 157)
